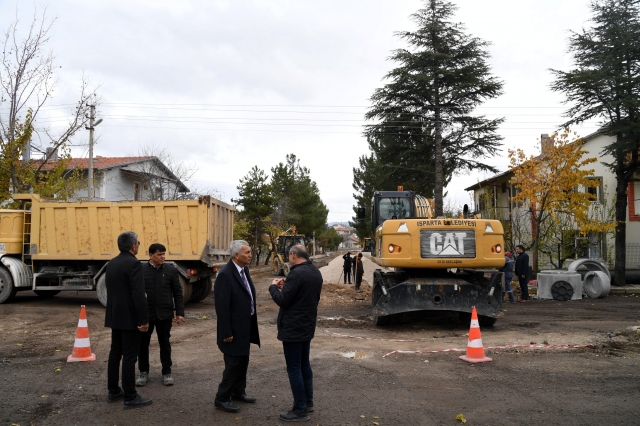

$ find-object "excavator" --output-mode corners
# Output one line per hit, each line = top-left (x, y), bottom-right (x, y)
(271, 226), (306, 276)
(358, 187), (505, 326)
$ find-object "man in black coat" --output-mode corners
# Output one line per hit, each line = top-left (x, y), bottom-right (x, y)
(269, 244), (323, 422)
(213, 240), (260, 413)
(105, 231), (152, 409)
(136, 243), (185, 388)
(342, 252), (352, 284)
(515, 245), (530, 302)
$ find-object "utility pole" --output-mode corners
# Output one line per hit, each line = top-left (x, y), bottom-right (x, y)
(313, 230), (316, 256)
(86, 105), (102, 201)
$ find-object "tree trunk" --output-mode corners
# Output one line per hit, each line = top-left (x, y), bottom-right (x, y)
(614, 148), (627, 286)
(434, 101), (443, 217)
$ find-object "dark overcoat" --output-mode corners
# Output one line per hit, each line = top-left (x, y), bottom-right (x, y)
(104, 251), (149, 330)
(214, 259), (260, 356)
(268, 260), (323, 342)
(515, 251), (530, 279)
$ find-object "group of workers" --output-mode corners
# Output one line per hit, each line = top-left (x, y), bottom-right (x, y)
(104, 232), (322, 422)
(499, 245), (531, 303)
(341, 251), (365, 292)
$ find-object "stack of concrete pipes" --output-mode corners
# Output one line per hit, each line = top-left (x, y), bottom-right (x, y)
(536, 259), (611, 301)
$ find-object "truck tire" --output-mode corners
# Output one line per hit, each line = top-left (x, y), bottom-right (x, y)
(190, 278), (213, 303)
(283, 262), (291, 276)
(275, 258), (284, 276)
(179, 276), (193, 303)
(96, 274), (108, 307)
(34, 290), (60, 298)
(0, 267), (16, 304)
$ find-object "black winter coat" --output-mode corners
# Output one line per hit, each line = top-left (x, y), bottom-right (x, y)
(342, 254), (352, 270)
(515, 252), (530, 279)
(104, 252), (149, 330)
(142, 261), (184, 321)
(269, 260), (323, 342)
(214, 260), (260, 356)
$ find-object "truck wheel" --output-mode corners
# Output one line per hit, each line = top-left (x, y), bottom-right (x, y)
(283, 262), (291, 276)
(179, 276), (193, 303)
(0, 267), (16, 304)
(190, 278), (212, 303)
(96, 274), (108, 307)
(34, 290), (60, 298)
(275, 258), (284, 276)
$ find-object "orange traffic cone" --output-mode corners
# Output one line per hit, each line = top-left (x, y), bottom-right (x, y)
(67, 305), (96, 362)
(459, 306), (492, 363)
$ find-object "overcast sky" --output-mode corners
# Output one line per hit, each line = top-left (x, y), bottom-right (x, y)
(0, 0), (601, 223)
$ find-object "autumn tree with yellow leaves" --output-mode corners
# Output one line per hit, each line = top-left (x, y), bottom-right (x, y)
(508, 130), (615, 273)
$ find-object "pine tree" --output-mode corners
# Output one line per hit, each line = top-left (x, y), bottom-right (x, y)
(550, 0), (640, 285)
(360, 0), (504, 217)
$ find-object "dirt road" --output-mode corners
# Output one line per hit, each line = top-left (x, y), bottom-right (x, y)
(1, 255), (639, 425)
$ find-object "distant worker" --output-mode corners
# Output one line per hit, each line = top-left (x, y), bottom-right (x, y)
(499, 252), (516, 303)
(515, 245), (530, 303)
(351, 254), (357, 283)
(355, 253), (364, 293)
(136, 243), (185, 388)
(342, 252), (352, 284)
(213, 240), (260, 413)
(269, 244), (323, 422)
(105, 231), (152, 409)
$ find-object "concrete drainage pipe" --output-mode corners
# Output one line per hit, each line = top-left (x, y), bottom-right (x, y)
(583, 271), (611, 298)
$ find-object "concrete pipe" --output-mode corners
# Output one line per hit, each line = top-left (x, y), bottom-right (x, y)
(582, 271), (611, 298)
(567, 259), (611, 282)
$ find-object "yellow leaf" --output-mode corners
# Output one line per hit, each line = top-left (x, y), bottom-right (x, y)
(360, 415), (366, 418)
(373, 423), (379, 426)
(456, 413), (467, 424)
(16, 343), (23, 346)
(373, 416), (379, 419)
(55, 350), (60, 352)
(54, 368), (61, 373)
(202, 315), (207, 319)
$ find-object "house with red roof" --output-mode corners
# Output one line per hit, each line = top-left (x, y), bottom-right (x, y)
(38, 155), (189, 201)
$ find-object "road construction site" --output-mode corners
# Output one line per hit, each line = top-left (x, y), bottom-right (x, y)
(1, 253), (639, 426)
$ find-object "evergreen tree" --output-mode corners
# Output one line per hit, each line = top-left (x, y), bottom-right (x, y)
(270, 154), (328, 237)
(550, 0), (640, 285)
(233, 166), (274, 261)
(360, 0), (504, 217)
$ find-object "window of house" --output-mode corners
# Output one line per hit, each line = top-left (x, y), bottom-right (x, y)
(134, 182), (141, 201)
(586, 177), (604, 204)
(155, 187), (163, 200)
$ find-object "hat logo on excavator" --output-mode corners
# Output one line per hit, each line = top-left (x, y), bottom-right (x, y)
(430, 232), (467, 256)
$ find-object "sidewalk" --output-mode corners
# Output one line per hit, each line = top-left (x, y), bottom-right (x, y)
(609, 284), (640, 294)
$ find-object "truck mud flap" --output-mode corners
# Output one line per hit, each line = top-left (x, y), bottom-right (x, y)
(372, 273), (503, 319)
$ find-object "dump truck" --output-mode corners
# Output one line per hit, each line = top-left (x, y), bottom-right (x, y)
(0, 194), (234, 306)
(358, 188), (505, 326)
(271, 226), (306, 276)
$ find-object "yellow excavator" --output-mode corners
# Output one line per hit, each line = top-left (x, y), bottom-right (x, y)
(271, 227), (306, 276)
(358, 187), (505, 326)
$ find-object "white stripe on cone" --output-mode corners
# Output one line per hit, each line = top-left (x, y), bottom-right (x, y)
(74, 338), (91, 347)
(470, 319), (479, 328)
(468, 338), (484, 348)
(78, 319), (88, 327)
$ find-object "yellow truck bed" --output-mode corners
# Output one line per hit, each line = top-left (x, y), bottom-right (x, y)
(11, 194), (234, 264)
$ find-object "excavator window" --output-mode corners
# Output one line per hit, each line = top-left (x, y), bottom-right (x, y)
(378, 197), (411, 220)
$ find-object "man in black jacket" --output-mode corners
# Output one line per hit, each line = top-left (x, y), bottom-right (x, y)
(269, 244), (323, 422)
(214, 240), (260, 413)
(105, 231), (152, 409)
(515, 245), (530, 302)
(136, 243), (185, 387)
(342, 252), (352, 284)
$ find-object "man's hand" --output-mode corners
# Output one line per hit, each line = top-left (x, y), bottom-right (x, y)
(138, 323), (149, 332)
(175, 316), (184, 325)
(223, 336), (234, 343)
(272, 278), (285, 290)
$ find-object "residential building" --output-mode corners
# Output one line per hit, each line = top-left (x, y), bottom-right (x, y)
(38, 156), (189, 201)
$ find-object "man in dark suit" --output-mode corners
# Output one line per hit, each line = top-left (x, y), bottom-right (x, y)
(214, 240), (260, 413)
(105, 231), (152, 409)
(515, 244), (530, 303)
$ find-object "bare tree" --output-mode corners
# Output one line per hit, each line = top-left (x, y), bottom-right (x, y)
(0, 8), (98, 200)
(133, 145), (226, 201)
